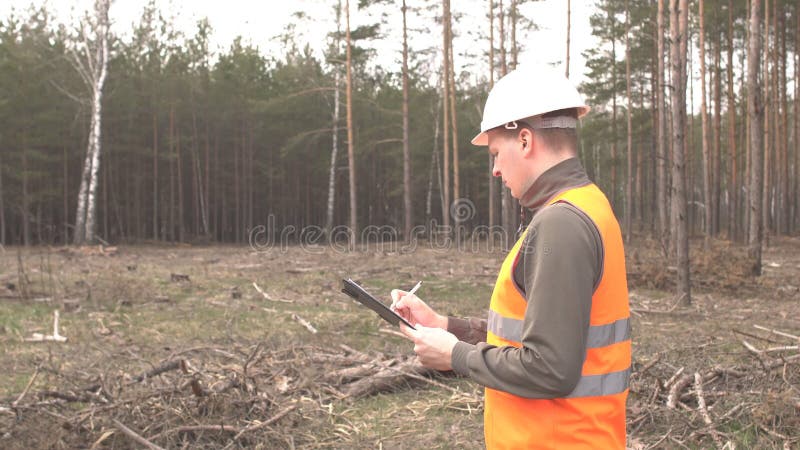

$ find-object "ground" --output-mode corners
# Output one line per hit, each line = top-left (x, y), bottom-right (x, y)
(0, 236), (798, 449)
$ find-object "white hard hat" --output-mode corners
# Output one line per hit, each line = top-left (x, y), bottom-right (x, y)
(471, 66), (590, 146)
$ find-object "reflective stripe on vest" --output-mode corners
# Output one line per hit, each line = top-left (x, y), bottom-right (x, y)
(487, 311), (631, 397)
(488, 311), (630, 350)
(566, 367), (631, 398)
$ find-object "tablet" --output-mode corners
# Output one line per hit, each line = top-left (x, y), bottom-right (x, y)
(341, 278), (416, 330)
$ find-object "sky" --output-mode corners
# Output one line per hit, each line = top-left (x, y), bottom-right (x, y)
(0, 0), (599, 85)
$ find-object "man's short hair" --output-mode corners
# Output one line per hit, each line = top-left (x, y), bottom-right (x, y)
(496, 108), (579, 154)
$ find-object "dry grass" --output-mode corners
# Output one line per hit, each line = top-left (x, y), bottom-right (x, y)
(0, 237), (798, 448)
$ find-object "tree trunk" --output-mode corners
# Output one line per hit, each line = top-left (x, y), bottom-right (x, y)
(204, 99), (211, 239)
(402, 0), (412, 240)
(72, 0), (110, 246)
(0, 153), (5, 245)
(795, 9), (799, 233)
(743, 19), (751, 245)
(426, 96), (443, 222)
(624, 0), (633, 243)
(510, 0), (518, 70)
(169, 105), (175, 241)
(727, 0), (737, 242)
(747, 0), (763, 276)
(657, 0), (669, 251)
(778, 7), (788, 236)
(712, 39), (722, 237)
(62, 143), (68, 243)
(345, 0), (357, 241)
(102, 140), (108, 240)
(177, 110), (185, 242)
(565, 0), (570, 77)
(499, 0), (512, 243)
(447, 0), (460, 211)
(74, 127), (93, 244)
(441, 0), (451, 232)
(687, 30), (695, 237)
(762, 0), (770, 248)
(636, 83), (644, 229)
(84, 4), (110, 245)
(152, 110), (158, 240)
(325, 61), (341, 236)
(610, 7), (618, 212)
(669, 0), (691, 306)
(21, 134), (30, 246)
(773, 0), (781, 237)
(488, 0), (496, 230)
(699, 0), (712, 248)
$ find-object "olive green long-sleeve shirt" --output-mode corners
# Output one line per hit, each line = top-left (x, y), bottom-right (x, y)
(449, 158), (604, 399)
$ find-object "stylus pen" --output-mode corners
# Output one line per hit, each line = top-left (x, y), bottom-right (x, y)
(391, 280), (422, 311)
(407, 280), (423, 298)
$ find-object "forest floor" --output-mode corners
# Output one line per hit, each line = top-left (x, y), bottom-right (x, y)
(0, 236), (798, 449)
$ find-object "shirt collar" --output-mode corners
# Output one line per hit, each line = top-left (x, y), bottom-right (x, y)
(519, 157), (591, 212)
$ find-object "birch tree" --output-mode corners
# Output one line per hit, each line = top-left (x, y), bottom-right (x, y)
(71, 0), (111, 245)
(345, 0), (357, 241)
(325, 1), (343, 239)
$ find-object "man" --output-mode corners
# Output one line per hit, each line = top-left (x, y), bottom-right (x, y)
(392, 66), (631, 449)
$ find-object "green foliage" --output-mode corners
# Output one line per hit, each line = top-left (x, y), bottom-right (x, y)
(0, 2), (485, 244)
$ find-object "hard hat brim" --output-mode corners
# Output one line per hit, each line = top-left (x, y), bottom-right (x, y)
(471, 131), (488, 146)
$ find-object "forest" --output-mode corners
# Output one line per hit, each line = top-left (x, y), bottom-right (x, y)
(0, 0), (799, 448)
(0, 0), (794, 250)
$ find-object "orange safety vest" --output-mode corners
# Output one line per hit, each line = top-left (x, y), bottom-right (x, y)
(484, 183), (631, 450)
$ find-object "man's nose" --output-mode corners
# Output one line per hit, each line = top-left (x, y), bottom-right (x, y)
(492, 160), (501, 178)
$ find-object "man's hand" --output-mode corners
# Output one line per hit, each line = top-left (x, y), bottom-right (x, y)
(390, 289), (447, 329)
(400, 324), (458, 371)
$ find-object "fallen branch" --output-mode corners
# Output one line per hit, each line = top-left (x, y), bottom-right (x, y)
(629, 308), (696, 317)
(636, 355), (661, 378)
(324, 358), (398, 383)
(694, 372), (723, 447)
(291, 314), (317, 334)
(2, 359), (187, 404)
(25, 310), (67, 342)
(342, 357), (438, 398)
(756, 421), (789, 440)
(741, 339), (763, 354)
(753, 324), (799, 342)
(129, 359), (184, 384)
(386, 362), (464, 395)
(667, 374), (693, 409)
(11, 366), (40, 407)
(763, 345), (799, 353)
(227, 403), (297, 444)
(112, 419), (165, 450)
(663, 366), (685, 389)
(147, 424), (239, 441)
(252, 281), (292, 303)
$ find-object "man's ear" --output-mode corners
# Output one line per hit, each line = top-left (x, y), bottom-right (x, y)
(520, 128), (534, 156)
